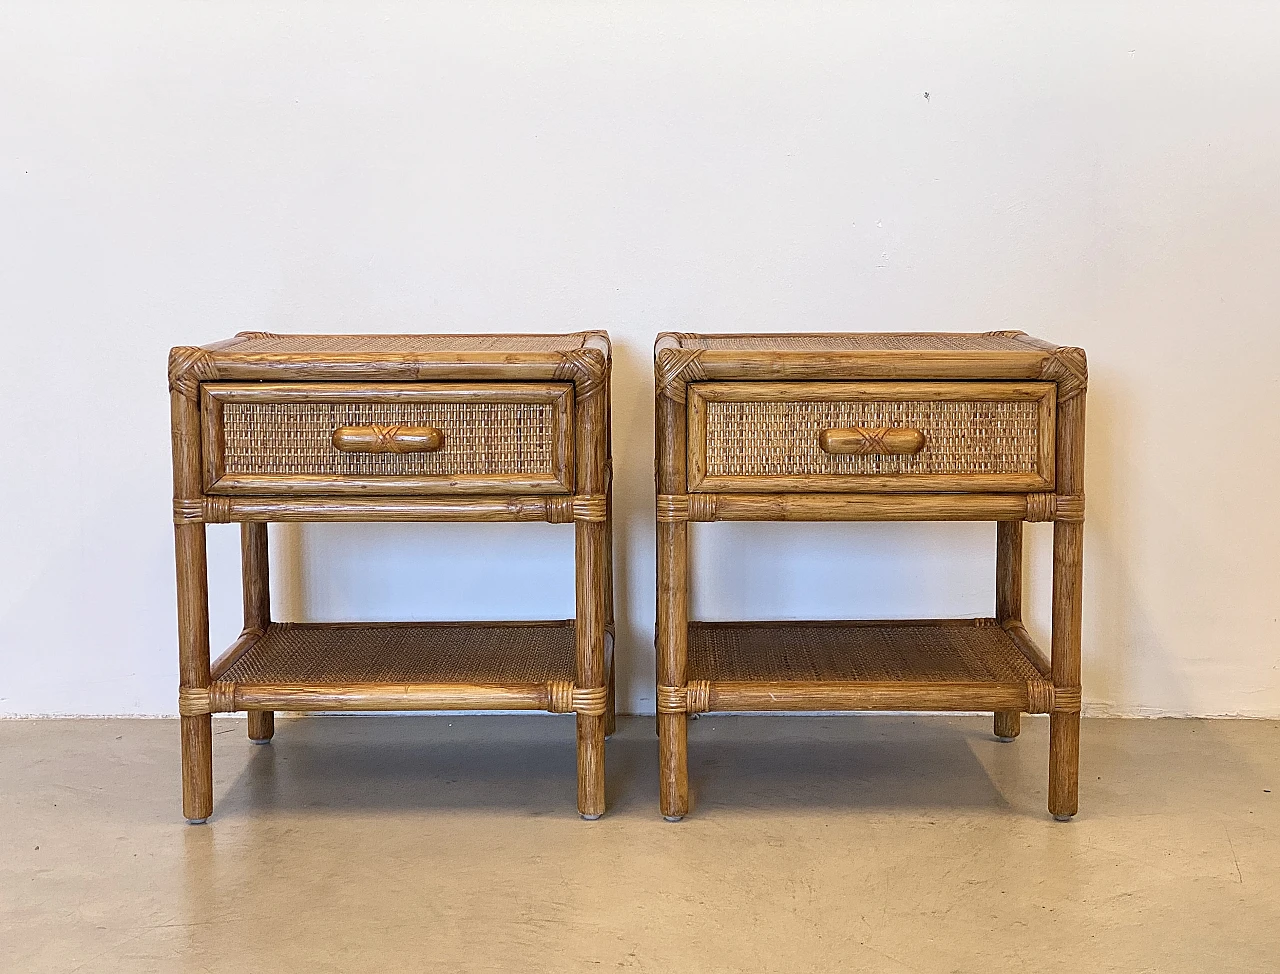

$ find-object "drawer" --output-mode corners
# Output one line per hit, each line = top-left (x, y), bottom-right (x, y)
(687, 381), (1055, 493)
(200, 382), (574, 495)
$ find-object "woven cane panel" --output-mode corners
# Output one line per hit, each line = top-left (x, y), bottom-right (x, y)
(222, 400), (555, 476)
(704, 399), (1040, 476)
(676, 333), (1033, 352)
(228, 334), (585, 353)
(222, 623), (576, 685)
(688, 622), (1047, 688)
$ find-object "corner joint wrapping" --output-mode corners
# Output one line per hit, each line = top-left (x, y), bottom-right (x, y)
(545, 495), (607, 523)
(554, 348), (608, 401)
(1052, 686), (1082, 714)
(656, 494), (717, 522)
(1026, 494), (1085, 523)
(655, 348), (705, 403)
(656, 681), (711, 714)
(168, 347), (219, 399)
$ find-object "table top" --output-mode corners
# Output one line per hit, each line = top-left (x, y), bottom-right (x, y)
(167, 330), (611, 398)
(207, 331), (606, 355)
(654, 330), (1086, 400)
(657, 330), (1062, 353)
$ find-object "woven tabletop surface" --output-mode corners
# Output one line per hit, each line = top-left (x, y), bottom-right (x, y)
(687, 620), (1047, 687)
(221, 621), (577, 685)
(220, 333), (596, 354)
(664, 332), (1049, 353)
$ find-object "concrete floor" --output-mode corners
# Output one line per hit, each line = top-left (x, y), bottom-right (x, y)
(2, 716), (1277, 973)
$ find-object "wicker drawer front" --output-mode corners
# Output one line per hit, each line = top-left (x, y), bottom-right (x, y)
(201, 382), (574, 495)
(688, 381), (1055, 493)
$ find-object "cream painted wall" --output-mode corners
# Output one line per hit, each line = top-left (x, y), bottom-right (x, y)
(2, 2), (1278, 716)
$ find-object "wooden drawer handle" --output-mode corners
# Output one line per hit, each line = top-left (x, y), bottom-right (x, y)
(332, 425), (444, 454)
(819, 427), (926, 456)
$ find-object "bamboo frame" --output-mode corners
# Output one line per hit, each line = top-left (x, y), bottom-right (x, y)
(653, 331), (1086, 821)
(169, 332), (614, 822)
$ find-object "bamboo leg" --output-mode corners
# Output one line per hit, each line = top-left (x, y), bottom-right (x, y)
(604, 649), (616, 739)
(994, 711), (1021, 741)
(603, 488), (616, 739)
(575, 520), (607, 819)
(1048, 381), (1086, 822)
(176, 522), (213, 824)
(657, 521), (689, 821)
(1049, 519), (1084, 820)
(247, 710), (274, 743)
(241, 523), (274, 743)
(995, 520), (1024, 741)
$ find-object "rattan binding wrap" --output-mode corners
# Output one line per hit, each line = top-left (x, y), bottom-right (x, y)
(655, 347), (707, 403)
(222, 401), (555, 477)
(703, 399), (1042, 477)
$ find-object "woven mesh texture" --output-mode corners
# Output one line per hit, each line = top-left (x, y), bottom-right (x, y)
(221, 622), (576, 685)
(688, 621), (1049, 689)
(704, 399), (1040, 476)
(675, 333), (1035, 352)
(223, 401), (555, 476)
(226, 334), (586, 353)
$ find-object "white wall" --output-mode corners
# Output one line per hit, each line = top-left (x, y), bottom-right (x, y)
(2, 2), (1278, 717)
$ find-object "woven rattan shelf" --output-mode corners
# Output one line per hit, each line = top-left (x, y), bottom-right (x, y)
(675, 620), (1056, 713)
(222, 621), (576, 684)
(184, 621), (612, 715)
(170, 331), (614, 823)
(654, 331), (1086, 821)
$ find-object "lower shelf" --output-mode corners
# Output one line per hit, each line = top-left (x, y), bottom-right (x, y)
(669, 619), (1061, 714)
(197, 620), (608, 715)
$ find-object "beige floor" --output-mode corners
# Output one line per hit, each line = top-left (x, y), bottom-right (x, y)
(2, 715), (1277, 973)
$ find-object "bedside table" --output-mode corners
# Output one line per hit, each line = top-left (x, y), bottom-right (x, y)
(653, 332), (1086, 821)
(168, 331), (614, 822)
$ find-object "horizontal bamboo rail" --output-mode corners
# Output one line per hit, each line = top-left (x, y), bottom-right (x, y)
(658, 680), (1032, 714)
(179, 681), (608, 716)
(656, 493), (1084, 523)
(174, 494), (608, 524)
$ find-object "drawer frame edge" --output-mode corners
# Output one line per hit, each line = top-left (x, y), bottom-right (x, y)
(686, 380), (1056, 495)
(200, 381), (575, 497)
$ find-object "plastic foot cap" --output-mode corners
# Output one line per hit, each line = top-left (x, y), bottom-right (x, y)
(580, 813), (603, 821)
(663, 815), (684, 823)
(996, 735), (1017, 743)
(185, 818), (208, 826)
(251, 738), (272, 745)
(1053, 813), (1075, 822)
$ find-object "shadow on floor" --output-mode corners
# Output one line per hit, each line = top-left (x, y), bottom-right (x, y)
(213, 714), (1022, 820)
(685, 716), (1013, 813)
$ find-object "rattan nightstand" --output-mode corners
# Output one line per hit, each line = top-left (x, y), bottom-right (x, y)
(169, 332), (614, 822)
(653, 332), (1086, 821)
